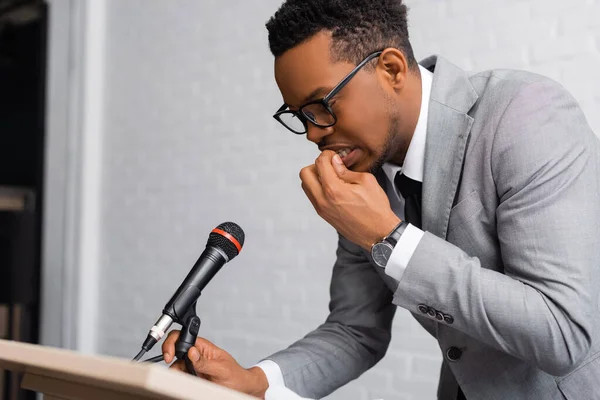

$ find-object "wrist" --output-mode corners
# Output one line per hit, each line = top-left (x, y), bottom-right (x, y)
(368, 215), (402, 249)
(246, 366), (269, 399)
(369, 218), (407, 268)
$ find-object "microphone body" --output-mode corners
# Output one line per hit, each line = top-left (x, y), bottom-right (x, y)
(163, 246), (228, 323)
(146, 246), (227, 347)
(140, 222), (245, 353)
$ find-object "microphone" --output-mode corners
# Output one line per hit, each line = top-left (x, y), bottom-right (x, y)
(135, 222), (245, 358)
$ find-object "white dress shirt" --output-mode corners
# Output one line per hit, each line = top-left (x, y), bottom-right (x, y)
(381, 64), (432, 281)
(257, 65), (434, 391)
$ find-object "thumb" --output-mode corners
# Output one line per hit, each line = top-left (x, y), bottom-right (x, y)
(332, 153), (363, 183)
(188, 346), (220, 377)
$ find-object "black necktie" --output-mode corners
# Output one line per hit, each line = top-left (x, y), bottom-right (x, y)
(395, 173), (423, 229)
(396, 173), (464, 399)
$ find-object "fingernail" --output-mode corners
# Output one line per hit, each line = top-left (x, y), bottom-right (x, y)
(163, 353), (170, 362)
(333, 154), (343, 165)
(189, 347), (200, 362)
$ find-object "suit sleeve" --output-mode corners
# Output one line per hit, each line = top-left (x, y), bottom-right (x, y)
(264, 235), (397, 399)
(392, 80), (600, 376)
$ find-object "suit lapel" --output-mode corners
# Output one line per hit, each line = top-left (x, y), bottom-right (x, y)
(419, 56), (478, 239)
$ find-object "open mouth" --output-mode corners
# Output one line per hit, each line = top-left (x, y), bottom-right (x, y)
(335, 147), (361, 168)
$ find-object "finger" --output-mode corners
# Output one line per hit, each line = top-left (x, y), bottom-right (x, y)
(330, 152), (365, 184)
(301, 181), (319, 211)
(299, 164), (317, 182)
(315, 151), (343, 187)
(162, 330), (181, 363)
(193, 336), (222, 359)
(300, 165), (324, 205)
(300, 165), (323, 196)
(169, 359), (187, 372)
(171, 361), (210, 380)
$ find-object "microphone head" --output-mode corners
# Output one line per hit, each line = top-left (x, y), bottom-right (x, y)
(208, 222), (245, 260)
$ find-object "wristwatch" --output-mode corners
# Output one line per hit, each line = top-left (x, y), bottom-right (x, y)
(370, 221), (408, 268)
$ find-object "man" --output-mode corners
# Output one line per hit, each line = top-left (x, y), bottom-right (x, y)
(163, 0), (600, 399)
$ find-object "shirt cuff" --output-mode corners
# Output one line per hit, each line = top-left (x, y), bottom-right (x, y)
(384, 223), (425, 281)
(255, 360), (285, 388)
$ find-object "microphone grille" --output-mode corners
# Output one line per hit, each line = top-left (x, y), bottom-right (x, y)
(208, 222), (245, 260)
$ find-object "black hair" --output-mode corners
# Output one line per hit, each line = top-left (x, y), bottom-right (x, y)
(266, 0), (418, 70)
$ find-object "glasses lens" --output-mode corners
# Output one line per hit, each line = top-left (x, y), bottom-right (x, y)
(278, 112), (306, 134)
(302, 103), (335, 126)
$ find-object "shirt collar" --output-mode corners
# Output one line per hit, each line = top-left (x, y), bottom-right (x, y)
(382, 65), (433, 185)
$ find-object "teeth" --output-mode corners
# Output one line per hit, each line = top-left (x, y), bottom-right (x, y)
(337, 148), (352, 158)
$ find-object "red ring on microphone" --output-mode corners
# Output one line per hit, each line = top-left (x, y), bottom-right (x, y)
(211, 228), (242, 253)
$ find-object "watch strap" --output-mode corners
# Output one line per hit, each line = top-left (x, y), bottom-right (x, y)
(385, 220), (409, 247)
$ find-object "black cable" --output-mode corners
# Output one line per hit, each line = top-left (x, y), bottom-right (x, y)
(133, 334), (159, 362)
(132, 349), (146, 362)
(141, 354), (165, 363)
(141, 335), (158, 352)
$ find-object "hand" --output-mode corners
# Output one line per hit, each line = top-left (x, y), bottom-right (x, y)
(162, 330), (268, 399)
(300, 150), (401, 250)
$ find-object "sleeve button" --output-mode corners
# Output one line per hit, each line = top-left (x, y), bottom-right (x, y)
(446, 347), (463, 362)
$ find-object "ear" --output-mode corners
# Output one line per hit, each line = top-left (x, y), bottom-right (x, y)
(376, 48), (409, 92)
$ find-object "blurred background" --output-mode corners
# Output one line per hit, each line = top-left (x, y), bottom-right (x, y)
(1, 0), (599, 399)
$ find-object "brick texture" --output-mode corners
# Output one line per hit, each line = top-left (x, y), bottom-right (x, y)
(94, 1), (600, 399)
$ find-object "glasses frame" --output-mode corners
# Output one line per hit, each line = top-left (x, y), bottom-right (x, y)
(273, 51), (383, 135)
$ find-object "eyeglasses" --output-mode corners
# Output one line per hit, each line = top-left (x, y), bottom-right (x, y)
(273, 51), (383, 135)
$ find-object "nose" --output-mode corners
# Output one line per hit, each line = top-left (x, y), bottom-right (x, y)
(306, 123), (334, 145)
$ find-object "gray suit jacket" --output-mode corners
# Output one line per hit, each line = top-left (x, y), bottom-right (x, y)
(266, 56), (600, 400)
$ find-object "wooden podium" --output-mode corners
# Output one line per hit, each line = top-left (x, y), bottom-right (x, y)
(0, 339), (254, 400)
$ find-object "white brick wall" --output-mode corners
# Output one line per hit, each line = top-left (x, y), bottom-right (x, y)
(79, 1), (600, 400)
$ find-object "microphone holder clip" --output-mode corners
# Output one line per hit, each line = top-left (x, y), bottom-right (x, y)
(174, 300), (201, 375)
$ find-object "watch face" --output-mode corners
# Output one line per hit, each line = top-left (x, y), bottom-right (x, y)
(371, 242), (394, 267)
